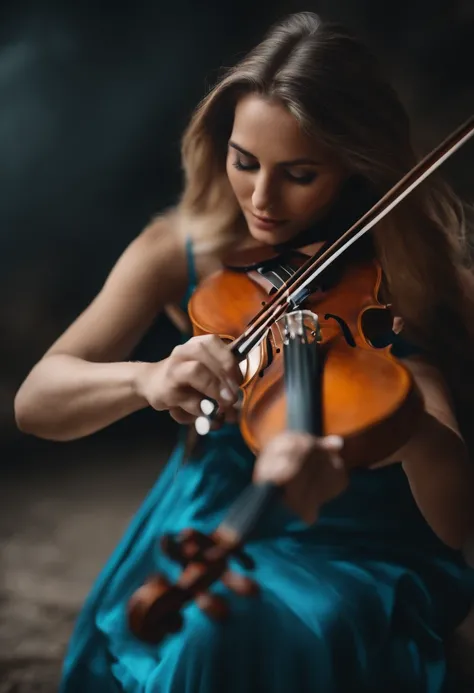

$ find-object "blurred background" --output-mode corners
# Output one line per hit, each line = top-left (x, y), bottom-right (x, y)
(0, 0), (473, 690)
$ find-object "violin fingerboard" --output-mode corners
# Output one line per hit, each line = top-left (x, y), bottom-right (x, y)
(282, 315), (323, 436)
(220, 482), (279, 543)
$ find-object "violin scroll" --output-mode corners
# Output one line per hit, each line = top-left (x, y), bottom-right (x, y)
(127, 528), (259, 644)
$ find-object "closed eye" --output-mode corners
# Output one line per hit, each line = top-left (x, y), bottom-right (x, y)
(232, 156), (317, 185)
(232, 157), (258, 172)
(286, 170), (317, 185)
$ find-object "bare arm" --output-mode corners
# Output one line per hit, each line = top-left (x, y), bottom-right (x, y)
(14, 215), (189, 441)
(384, 356), (474, 550)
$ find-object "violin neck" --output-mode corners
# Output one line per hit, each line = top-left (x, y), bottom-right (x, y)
(218, 310), (322, 545)
(219, 481), (278, 544)
(283, 312), (322, 436)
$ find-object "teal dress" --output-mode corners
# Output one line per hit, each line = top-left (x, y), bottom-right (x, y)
(59, 240), (473, 693)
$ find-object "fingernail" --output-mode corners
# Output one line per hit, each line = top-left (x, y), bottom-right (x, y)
(322, 435), (344, 450)
(331, 455), (344, 470)
(220, 388), (234, 402)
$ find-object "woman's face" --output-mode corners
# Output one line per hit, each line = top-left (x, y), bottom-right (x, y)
(226, 93), (347, 245)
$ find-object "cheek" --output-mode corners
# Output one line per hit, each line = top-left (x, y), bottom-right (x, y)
(226, 159), (252, 203)
(292, 176), (342, 219)
(226, 160), (242, 198)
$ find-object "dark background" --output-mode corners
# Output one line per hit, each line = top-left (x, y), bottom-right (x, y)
(0, 1), (473, 689)
(2, 0), (474, 453)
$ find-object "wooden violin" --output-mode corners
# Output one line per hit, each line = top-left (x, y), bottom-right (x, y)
(189, 115), (474, 465)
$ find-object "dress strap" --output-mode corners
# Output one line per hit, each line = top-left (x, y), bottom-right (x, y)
(185, 236), (198, 293)
(177, 236), (198, 312)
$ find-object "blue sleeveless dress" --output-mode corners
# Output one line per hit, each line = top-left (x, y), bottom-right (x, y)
(59, 240), (474, 693)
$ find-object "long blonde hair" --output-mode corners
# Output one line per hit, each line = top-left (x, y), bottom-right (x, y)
(175, 11), (474, 454)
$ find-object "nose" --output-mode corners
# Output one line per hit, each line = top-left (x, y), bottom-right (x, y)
(251, 172), (275, 215)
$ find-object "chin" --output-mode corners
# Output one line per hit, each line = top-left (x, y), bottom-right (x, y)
(248, 229), (278, 245)
(248, 221), (299, 246)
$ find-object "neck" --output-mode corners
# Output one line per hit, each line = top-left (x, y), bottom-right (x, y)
(296, 241), (326, 257)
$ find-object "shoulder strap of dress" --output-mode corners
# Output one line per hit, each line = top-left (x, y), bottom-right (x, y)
(185, 235), (198, 293)
(175, 236), (198, 313)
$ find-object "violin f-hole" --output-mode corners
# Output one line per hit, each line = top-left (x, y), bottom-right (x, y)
(324, 314), (356, 347)
(257, 333), (276, 378)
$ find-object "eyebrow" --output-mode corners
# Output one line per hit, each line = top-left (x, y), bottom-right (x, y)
(228, 141), (322, 166)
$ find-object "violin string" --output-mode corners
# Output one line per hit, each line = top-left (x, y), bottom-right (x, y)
(221, 324), (293, 536)
(221, 312), (322, 542)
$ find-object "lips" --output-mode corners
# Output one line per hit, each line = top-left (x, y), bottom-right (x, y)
(249, 212), (287, 232)
(252, 213), (284, 224)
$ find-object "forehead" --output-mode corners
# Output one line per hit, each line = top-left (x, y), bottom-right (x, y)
(231, 93), (326, 161)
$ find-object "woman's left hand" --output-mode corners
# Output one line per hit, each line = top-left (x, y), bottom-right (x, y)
(253, 431), (348, 524)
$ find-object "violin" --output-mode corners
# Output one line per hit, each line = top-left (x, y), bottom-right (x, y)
(189, 114), (474, 463)
(127, 115), (474, 643)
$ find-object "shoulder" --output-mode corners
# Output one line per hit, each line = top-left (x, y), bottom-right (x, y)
(108, 211), (190, 303)
(390, 317), (461, 437)
(401, 354), (461, 437)
(131, 213), (185, 270)
(42, 212), (195, 362)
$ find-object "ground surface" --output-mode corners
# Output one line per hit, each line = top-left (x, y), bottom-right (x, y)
(0, 437), (169, 692)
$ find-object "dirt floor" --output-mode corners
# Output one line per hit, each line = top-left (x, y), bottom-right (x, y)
(0, 435), (171, 692)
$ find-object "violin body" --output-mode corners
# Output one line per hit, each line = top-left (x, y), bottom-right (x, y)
(188, 253), (424, 468)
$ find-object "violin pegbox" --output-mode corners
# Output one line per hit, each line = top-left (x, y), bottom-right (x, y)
(159, 529), (259, 614)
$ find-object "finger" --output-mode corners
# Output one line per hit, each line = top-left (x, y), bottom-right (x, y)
(170, 340), (229, 393)
(319, 435), (344, 452)
(169, 384), (222, 418)
(253, 447), (307, 485)
(173, 361), (235, 409)
(269, 432), (343, 456)
(173, 336), (241, 395)
(259, 431), (317, 460)
(291, 435), (344, 469)
(318, 436), (344, 469)
(169, 407), (196, 424)
(199, 335), (243, 392)
(254, 439), (342, 486)
(253, 435), (322, 482)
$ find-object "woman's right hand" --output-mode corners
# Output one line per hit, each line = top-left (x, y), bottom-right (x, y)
(134, 335), (242, 424)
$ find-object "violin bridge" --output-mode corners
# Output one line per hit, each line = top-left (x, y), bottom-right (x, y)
(276, 309), (321, 345)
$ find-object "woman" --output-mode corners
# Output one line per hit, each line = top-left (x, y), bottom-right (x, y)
(14, 11), (474, 693)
